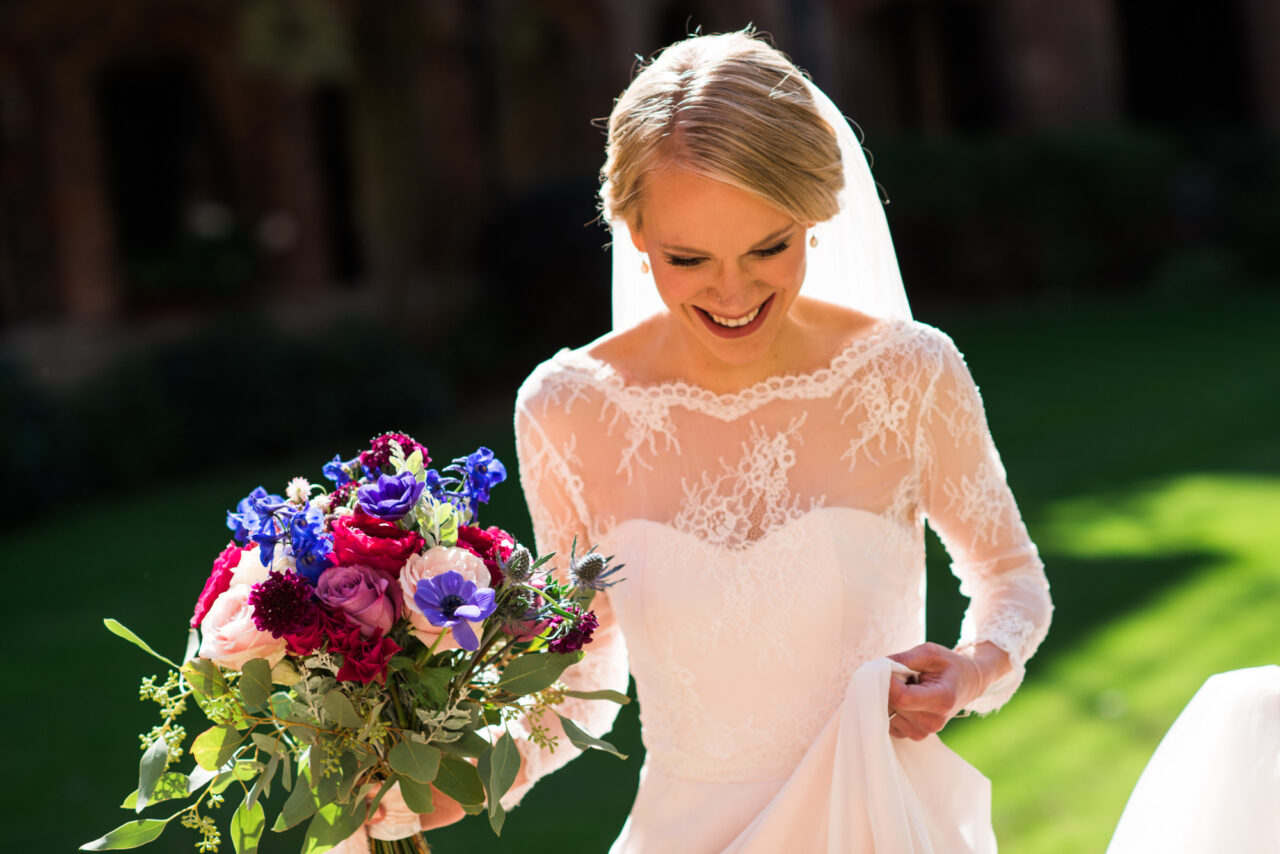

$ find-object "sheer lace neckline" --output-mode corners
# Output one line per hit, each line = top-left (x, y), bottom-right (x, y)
(554, 317), (909, 404)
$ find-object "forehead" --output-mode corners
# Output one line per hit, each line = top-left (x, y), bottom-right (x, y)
(639, 166), (794, 246)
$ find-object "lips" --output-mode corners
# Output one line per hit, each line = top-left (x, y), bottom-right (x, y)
(694, 294), (774, 339)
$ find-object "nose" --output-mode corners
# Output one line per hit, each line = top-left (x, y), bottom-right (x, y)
(709, 261), (752, 309)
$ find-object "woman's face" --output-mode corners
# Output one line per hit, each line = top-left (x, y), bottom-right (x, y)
(629, 166), (810, 372)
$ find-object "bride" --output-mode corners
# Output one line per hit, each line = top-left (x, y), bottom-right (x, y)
(506, 30), (1052, 852)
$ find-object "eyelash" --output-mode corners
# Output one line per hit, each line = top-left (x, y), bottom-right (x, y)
(664, 241), (791, 268)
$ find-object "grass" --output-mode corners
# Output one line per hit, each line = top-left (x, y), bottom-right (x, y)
(5, 287), (1278, 853)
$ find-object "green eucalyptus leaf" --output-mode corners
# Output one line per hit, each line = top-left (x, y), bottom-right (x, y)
(488, 799), (507, 836)
(273, 763), (333, 832)
(209, 769), (237, 795)
(322, 691), (363, 728)
(269, 691), (295, 718)
(192, 725), (242, 771)
(495, 652), (580, 697)
(119, 772), (190, 810)
(230, 799), (266, 854)
(81, 809), (183, 850)
(233, 759), (262, 782)
(555, 713), (628, 759)
(394, 775), (434, 814)
(417, 667), (453, 708)
(271, 658), (302, 686)
(388, 740), (440, 784)
(103, 619), (179, 669)
(135, 737), (170, 812)
(182, 658), (228, 702)
(247, 749), (278, 811)
(478, 733), (521, 808)
(337, 749), (379, 804)
(436, 728), (491, 758)
(301, 800), (368, 854)
(432, 755), (484, 807)
(239, 658), (272, 710)
(562, 688), (632, 704)
(250, 732), (280, 757)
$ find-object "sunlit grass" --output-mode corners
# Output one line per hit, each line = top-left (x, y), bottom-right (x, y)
(946, 474), (1280, 854)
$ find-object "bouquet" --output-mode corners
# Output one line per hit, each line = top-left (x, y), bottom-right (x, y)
(84, 432), (627, 854)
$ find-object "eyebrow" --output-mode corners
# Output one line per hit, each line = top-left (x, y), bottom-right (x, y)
(660, 224), (798, 256)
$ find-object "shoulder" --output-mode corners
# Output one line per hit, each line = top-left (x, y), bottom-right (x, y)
(514, 340), (618, 439)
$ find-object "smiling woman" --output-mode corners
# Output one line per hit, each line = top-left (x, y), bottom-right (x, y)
(501, 28), (1052, 854)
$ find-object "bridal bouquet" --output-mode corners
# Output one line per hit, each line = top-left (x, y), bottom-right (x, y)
(84, 432), (626, 854)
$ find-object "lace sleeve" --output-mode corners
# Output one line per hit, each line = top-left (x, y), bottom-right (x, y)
(918, 332), (1052, 713)
(500, 390), (630, 808)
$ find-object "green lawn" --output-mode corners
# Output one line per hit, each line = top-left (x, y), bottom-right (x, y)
(6, 289), (1278, 853)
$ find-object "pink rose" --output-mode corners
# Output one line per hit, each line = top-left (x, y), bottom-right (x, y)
(317, 565), (397, 637)
(400, 546), (490, 649)
(198, 585), (287, 670)
(191, 543), (244, 628)
(331, 511), (425, 575)
(456, 525), (515, 587)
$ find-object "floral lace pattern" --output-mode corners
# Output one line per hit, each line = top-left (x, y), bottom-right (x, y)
(512, 319), (1052, 788)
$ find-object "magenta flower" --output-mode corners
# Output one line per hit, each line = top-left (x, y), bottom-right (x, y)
(247, 570), (317, 637)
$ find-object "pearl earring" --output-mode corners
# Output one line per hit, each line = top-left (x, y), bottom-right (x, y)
(640, 258), (650, 274)
(809, 233), (818, 248)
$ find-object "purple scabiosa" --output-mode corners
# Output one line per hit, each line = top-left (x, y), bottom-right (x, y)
(548, 605), (599, 654)
(329, 480), (358, 511)
(357, 471), (426, 521)
(413, 570), (497, 651)
(248, 570), (318, 638)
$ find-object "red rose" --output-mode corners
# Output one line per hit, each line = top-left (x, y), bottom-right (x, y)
(332, 626), (402, 684)
(331, 510), (425, 576)
(456, 525), (515, 587)
(191, 543), (245, 628)
(284, 605), (345, 656)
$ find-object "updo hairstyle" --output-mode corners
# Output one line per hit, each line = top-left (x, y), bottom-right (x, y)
(599, 30), (844, 230)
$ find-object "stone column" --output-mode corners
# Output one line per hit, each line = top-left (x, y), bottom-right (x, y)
(44, 54), (121, 321)
(1242, 0), (1280, 132)
(994, 0), (1121, 128)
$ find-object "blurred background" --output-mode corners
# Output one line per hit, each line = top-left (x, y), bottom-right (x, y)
(2, 1), (1278, 852)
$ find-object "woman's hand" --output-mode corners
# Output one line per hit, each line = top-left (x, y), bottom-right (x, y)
(417, 786), (467, 831)
(886, 641), (1010, 740)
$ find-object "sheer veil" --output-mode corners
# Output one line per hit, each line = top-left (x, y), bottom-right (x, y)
(609, 77), (913, 332)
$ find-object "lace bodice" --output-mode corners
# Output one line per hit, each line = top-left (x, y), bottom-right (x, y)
(504, 319), (1052, 795)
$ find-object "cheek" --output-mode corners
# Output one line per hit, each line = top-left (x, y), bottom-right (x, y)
(651, 270), (703, 309)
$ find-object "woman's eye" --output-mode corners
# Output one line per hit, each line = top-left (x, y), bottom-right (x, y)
(666, 255), (704, 268)
(754, 241), (790, 258)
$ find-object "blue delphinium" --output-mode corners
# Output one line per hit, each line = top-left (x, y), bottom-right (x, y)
(413, 571), (497, 651)
(322, 454), (360, 487)
(357, 471), (426, 521)
(250, 493), (296, 565)
(290, 503), (334, 584)
(227, 486), (283, 544)
(442, 447), (507, 508)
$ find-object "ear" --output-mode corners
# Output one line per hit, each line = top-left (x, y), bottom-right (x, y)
(627, 222), (647, 254)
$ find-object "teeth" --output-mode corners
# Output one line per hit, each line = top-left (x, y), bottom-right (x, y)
(708, 304), (762, 328)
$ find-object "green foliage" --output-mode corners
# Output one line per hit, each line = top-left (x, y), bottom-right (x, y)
(555, 714), (627, 760)
(105, 620), (180, 669)
(229, 800), (265, 854)
(432, 755), (485, 807)
(388, 740), (441, 783)
(496, 652), (581, 697)
(238, 659), (272, 711)
(81, 815), (177, 850)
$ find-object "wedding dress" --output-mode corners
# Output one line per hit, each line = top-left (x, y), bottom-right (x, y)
(507, 317), (1054, 852)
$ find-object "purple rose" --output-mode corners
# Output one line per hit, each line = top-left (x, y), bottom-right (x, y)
(316, 565), (397, 637)
(357, 471), (426, 520)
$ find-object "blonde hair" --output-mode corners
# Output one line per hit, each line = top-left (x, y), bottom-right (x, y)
(600, 30), (843, 229)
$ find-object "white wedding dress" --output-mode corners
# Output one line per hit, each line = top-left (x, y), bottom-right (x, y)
(507, 317), (1053, 852)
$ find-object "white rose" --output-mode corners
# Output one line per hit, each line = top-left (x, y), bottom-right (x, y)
(229, 546), (296, 587)
(399, 546), (490, 649)
(197, 585), (287, 670)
